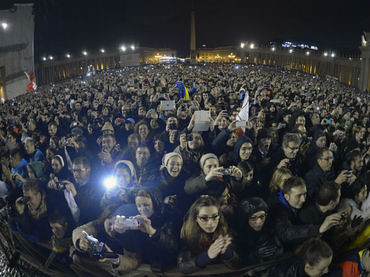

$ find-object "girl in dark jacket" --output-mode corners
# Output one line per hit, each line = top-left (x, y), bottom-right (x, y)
(113, 189), (180, 270)
(222, 135), (254, 167)
(156, 152), (191, 217)
(268, 238), (333, 277)
(235, 197), (283, 266)
(177, 195), (235, 274)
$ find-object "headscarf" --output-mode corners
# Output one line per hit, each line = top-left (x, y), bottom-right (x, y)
(114, 160), (137, 184)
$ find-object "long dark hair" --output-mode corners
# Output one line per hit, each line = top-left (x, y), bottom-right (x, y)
(180, 195), (228, 254)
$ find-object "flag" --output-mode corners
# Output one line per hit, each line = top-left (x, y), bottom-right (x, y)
(176, 81), (190, 100)
(25, 72), (37, 92)
(236, 91), (249, 129)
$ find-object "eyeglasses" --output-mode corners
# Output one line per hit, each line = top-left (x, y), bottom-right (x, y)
(287, 145), (300, 151)
(197, 215), (220, 223)
(319, 156), (334, 161)
(249, 214), (267, 222)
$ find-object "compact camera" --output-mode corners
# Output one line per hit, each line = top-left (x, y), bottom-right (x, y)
(18, 196), (31, 205)
(86, 234), (105, 257)
(219, 168), (232, 175)
(56, 182), (66, 191)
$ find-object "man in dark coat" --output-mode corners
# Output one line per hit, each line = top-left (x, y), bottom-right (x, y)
(272, 176), (341, 250)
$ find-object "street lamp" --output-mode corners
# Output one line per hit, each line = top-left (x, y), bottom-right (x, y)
(289, 49), (293, 53)
(82, 51), (88, 56)
(331, 52), (335, 58)
(306, 51), (310, 55)
(120, 45), (126, 52)
(1, 22), (8, 30)
(241, 42), (245, 49)
(66, 53), (71, 58)
(42, 57), (47, 61)
(100, 49), (105, 53)
(271, 47), (276, 51)
(250, 43), (255, 49)
(130, 45), (135, 50)
(48, 56), (53, 60)
(324, 52), (328, 57)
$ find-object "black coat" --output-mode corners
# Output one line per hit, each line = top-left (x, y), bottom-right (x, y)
(177, 242), (234, 274)
(268, 257), (309, 277)
(269, 148), (305, 178)
(74, 176), (105, 225)
(304, 163), (336, 200)
(272, 194), (320, 250)
(235, 222), (283, 265)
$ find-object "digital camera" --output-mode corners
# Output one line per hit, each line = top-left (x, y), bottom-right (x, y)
(86, 234), (105, 257)
(219, 168), (232, 175)
(56, 182), (66, 191)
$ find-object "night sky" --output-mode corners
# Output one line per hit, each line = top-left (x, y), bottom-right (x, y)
(3, 0), (370, 60)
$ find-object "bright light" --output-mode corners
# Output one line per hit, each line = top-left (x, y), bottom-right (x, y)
(331, 52), (335, 58)
(66, 53), (71, 58)
(48, 56), (53, 60)
(120, 45), (126, 52)
(271, 47), (276, 51)
(130, 45), (135, 50)
(100, 49), (105, 53)
(289, 49), (293, 53)
(306, 51), (310, 55)
(250, 43), (255, 49)
(324, 52), (328, 57)
(241, 42), (245, 48)
(1, 22), (8, 30)
(349, 57), (352, 60)
(82, 51), (88, 56)
(42, 57), (47, 61)
(103, 176), (118, 190)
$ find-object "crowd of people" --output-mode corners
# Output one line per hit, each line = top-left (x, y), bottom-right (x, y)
(0, 62), (369, 276)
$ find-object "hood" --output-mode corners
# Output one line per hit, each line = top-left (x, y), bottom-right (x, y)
(234, 136), (254, 162)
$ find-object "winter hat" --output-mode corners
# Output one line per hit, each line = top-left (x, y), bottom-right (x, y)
(239, 197), (269, 219)
(101, 122), (115, 135)
(161, 152), (183, 170)
(199, 153), (218, 170)
(114, 160), (137, 184)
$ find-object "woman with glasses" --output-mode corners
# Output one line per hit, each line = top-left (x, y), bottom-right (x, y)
(178, 195), (235, 274)
(235, 197), (283, 265)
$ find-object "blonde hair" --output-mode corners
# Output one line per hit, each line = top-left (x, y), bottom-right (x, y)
(269, 167), (292, 192)
(180, 195), (228, 254)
